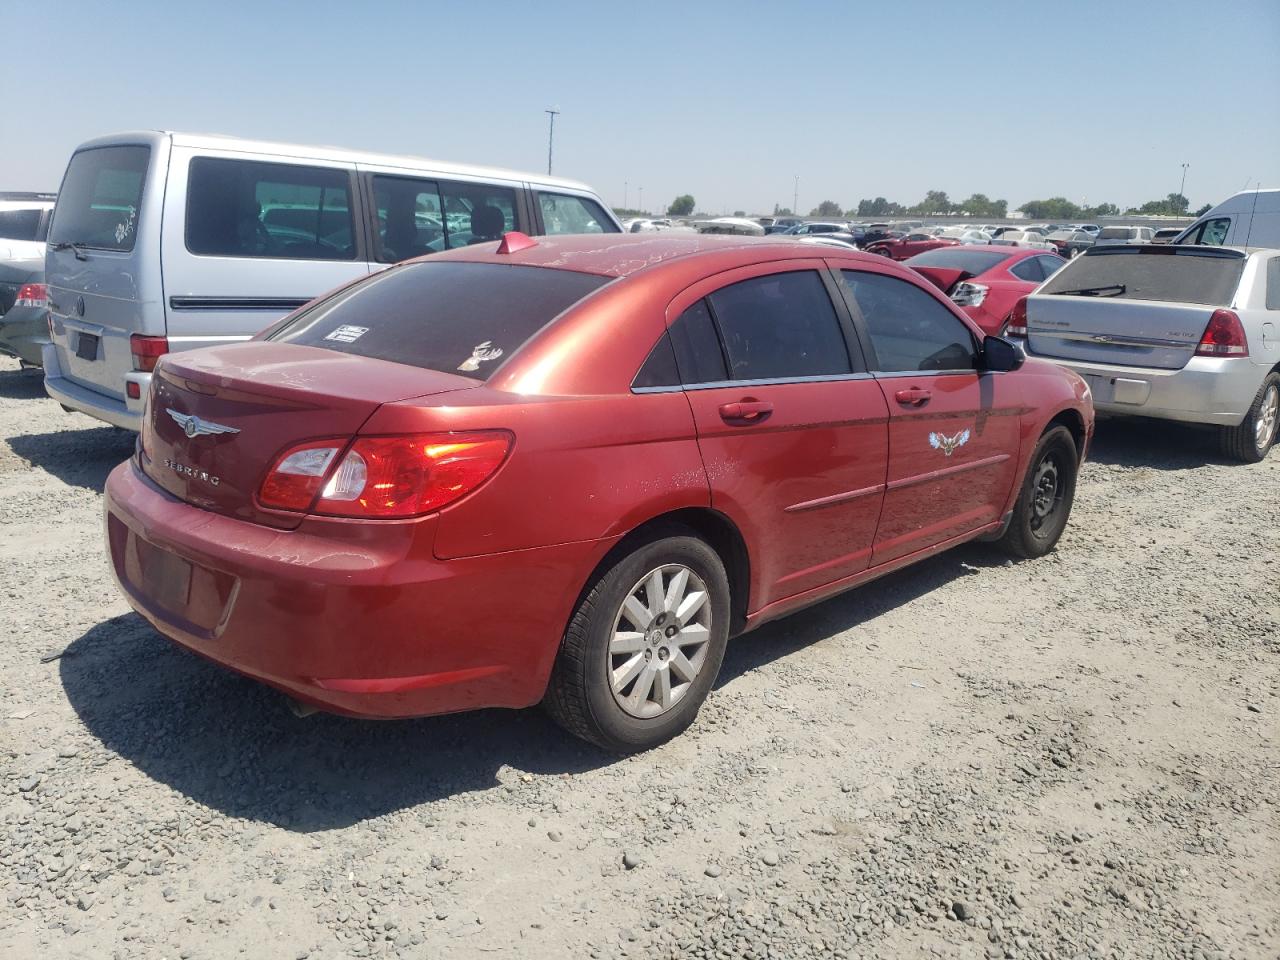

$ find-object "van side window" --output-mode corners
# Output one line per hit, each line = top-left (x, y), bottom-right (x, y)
(438, 182), (517, 248)
(1184, 217), (1230, 246)
(538, 193), (616, 235)
(186, 158), (356, 261)
(372, 175), (445, 262)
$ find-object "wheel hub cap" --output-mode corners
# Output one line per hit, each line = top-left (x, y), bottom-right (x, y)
(609, 564), (713, 719)
(1256, 385), (1278, 453)
(1030, 456), (1061, 530)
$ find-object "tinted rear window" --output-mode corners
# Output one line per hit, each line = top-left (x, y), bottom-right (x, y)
(1097, 227), (1136, 240)
(0, 208), (43, 241)
(905, 248), (1011, 274)
(1040, 248), (1245, 306)
(49, 146), (150, 251)
(269, 261), (609, 379)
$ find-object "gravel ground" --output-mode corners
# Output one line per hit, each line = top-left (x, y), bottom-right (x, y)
(1, 354), (1277, 960)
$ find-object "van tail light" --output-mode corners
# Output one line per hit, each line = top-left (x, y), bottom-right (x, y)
(1195, 309), (1249, 357)
(1004, 296), (1029, 337)
(130, 334), (169, 372)
(258, 432), (513, 518)
(950, 281), (988, 308)
(14, 282), (47, 308)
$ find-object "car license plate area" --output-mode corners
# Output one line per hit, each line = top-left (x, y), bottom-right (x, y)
(75, 332), (100, 361)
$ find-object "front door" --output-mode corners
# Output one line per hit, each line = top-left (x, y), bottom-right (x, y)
(835, 267), (1023, 564)
(668, 263), (889, 609)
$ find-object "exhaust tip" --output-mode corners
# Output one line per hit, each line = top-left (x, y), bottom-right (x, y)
(286, 697), (319, 719)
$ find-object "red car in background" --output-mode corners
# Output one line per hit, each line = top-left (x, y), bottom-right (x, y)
(904, 246), (1067, 335)
(865, 229), (960, 260)
(104, 234), (1092, 753)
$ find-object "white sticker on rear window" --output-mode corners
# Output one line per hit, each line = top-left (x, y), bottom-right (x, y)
(325, 325), (369, 343)
(457, 340), (504, 372)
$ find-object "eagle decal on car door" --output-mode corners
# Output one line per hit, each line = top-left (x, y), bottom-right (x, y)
(928, 429), (971, 457)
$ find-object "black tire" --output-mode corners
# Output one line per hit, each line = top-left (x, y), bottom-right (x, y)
(997, 425), (1078, 559)
(544, 525), (730, 753)
(1219, 372), (1279, 463)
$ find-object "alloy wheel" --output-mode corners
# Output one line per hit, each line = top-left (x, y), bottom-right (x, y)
(1255, 384), (1278, 454)
(608, 564), (712, 719)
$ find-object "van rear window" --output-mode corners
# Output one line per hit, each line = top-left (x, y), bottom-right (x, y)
(49, 146), (150, 252)
(268, 261), (609, 379)
(1040, 248), (1244, 306)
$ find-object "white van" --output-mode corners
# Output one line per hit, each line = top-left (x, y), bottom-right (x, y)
(1176, 188), (1280, 248)
(43, 131), (621, 430)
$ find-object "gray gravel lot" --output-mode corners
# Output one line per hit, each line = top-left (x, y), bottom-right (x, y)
(1, 355), (1276, 960)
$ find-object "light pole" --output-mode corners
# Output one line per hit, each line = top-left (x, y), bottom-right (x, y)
(638, 186), (643, 214)
(1179, 162), (1190, 200)
(793, 175), (799, 216)
(545, 108), (560, 175)
(624, 180), (628, 210)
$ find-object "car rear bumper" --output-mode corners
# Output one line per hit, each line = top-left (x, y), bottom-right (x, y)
(0, 307), (49, 366)
(1034, 355), (1260, 426)
(104, 459), (614, 718)
(42, 342), (149, 430)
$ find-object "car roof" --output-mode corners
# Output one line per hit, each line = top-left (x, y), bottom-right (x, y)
(73, 131), (599, 194)
(420, 232), (892, 279)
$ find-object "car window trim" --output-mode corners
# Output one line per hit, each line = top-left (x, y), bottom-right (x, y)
(632, 371), (877, 395)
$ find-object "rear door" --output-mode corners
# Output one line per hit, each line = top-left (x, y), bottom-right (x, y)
(46, 144), (155, 398)
(672, 262), (889, 607)
(1026, 247), (1246, 370)
(836, 267), (1022, 564)
(161, 147), (369, 352)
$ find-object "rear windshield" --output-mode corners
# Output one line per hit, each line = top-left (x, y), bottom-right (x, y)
(1097, 227), (1135, 240)
(1040, 248), (1244, 306)
(0, 208), (43, 242)
(905, 248), (1010, 274)
(49, 146), (150, 251)
(269, 261), (609, 379)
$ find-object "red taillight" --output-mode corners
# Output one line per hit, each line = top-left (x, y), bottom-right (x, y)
(1195, 309), (1249, 357)
(258, 432), (512, 518)
(14, 282), (47, 308)
(1004, 296), (1029, 337)
(130, 334), (169, 372)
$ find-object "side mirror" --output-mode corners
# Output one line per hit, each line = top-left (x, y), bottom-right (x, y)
(982, 335), (1024, 372)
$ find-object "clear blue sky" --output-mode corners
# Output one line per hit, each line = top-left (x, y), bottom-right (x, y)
(4, 0), (1278, 215)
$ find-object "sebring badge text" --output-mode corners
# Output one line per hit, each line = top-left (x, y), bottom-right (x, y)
(164, 459), (221, 486)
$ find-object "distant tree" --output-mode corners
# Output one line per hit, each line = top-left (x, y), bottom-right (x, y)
(910, 190), (953, 215)
(1082, 202), (1119, 218)
(611, 208), (645, 219)
(667, 194), (696, 216)
(856, 197), (903, 217)
(957, 193), (1008, 218)
(810, 200), (844, 217)
(1193, 203), (1212, 217)
(774, 206), (794, 216)
(1128, 193), (1190, 216)
(1017, 197), (1082, 220)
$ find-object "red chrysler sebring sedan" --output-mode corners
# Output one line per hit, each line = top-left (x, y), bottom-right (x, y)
(105, 233), (1093, 752)
(904, 246), (1067, 335)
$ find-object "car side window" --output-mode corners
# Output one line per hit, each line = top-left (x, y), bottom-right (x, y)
(1267, 257), (1280, 311)
(1009, 258), (1044, 282)
(668, 300), (729, 384)
(840, 270), (976, 373)
(1037, 256), (1065, 278)
(633, 332), (682, 388)
(707, 271), (852, 380)
(372, 175), (445, 262)
(438, 181), (517, 248)
(539, 193), (617, 235)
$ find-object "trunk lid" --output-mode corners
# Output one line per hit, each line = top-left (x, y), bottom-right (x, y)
(911, 266), (969, 295)
(1026, 246), (1246, 370)
(142, 342), (479, 529)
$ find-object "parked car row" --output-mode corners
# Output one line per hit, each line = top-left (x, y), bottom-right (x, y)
(5, 130), (1277, 752)
(0, 192), (57, 367)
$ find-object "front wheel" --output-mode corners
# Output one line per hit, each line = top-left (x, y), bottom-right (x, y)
(997, 425), (1078, 559)
(544, 527), (730, 752)
(1219, 373), (1279, 463)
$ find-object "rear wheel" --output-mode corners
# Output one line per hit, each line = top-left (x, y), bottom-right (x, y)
(997, 426), (1078, 559)
(1219, 373), (1279, 463)
(544, 527), (730, 752)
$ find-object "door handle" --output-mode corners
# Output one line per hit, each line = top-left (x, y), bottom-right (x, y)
(719, 399), (773, 423)
(894, 387), (932, 407)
